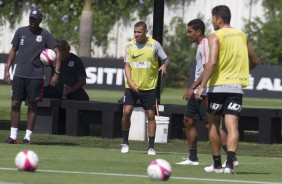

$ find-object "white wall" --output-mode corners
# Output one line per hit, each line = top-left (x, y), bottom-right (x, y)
(0, 0), (264, 58)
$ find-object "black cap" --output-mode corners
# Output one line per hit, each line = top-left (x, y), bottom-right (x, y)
(29, 9), (43, 20)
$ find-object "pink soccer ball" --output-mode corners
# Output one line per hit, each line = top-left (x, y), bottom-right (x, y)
(40, 48), (56, 66)
(15, 150), (39, 172)
(147, 159), (172, 181)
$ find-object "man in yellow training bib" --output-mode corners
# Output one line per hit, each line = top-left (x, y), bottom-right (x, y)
(121, 21), (169, 155)
(196, 5), (259, 174)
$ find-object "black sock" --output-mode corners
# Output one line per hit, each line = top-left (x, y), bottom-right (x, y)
(188, 147), (198, 161)
(122, 131), (129, 145)
(148, 136), (155, 149)
(227, 151), (236, 169)
(213, 155), (222, 168)
(222, 145), (228, 154)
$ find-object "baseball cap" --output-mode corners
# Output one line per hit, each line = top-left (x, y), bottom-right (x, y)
(29, 9), (43, 20)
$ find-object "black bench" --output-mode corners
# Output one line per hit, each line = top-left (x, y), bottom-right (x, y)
(238, 108), (281, 144)
(34, 99), (281, 144)
(160, 105), (281, 144)
(34, 98), (62, 134)
(160, 104), (208, 141)
(60, 100), (123, 138)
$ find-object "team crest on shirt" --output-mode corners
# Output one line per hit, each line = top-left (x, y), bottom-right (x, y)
(127, 44), (132, 48)
(147, 43), (152, 48)
(36, 35), (42, 42)
(68, 61), (75, 67)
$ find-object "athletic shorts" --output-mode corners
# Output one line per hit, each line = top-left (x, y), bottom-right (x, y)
(12, 76), (44, 103)
(206, 92), (243, 116)
(184, 93), (207, 123)
(123, 88), (156, 110)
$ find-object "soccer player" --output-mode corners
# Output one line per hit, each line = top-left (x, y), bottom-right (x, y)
(195, 5), (259, 174)
(43, 40), (89, 101)
(176, 19), (237, 166)
(121, 21), (169, 155)
(4, 9), (61, 144)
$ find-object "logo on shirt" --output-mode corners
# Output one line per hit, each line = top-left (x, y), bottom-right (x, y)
(68, 61), (75, 67)
(132, 53), (144, 59)
(36, 35), (42, 42)
(147, 43), (152, 48)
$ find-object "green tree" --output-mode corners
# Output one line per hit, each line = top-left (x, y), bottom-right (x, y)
(0, 0), (155, 56)
(163, 17), (195, 87)
(244, 0), (282, 65)
(0, 0), (195, 58)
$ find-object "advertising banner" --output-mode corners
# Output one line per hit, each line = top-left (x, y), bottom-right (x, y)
(1, 54), (282, 98)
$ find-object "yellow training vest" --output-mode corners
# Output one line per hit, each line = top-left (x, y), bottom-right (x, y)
(125, 38), (159, 90)
(207, 28), (249, 87)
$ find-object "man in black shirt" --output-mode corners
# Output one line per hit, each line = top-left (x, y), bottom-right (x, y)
(4, 9), (61, 144)
(43, 40), (89, 101)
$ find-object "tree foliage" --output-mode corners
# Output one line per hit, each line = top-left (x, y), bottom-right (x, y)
(0, 0), (155, 53)
(244, 0), (282, 65)
(163, 17), (195, 87)
(0, 1), (196, 53)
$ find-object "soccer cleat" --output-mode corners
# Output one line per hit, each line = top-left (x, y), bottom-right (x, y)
(204, 164), (224, 173)
(224, 166), (235, 174)
(4, 137), (19, 144)
(176, 158), (199, 165)
(22, 139), (30, 145)
(147, 148), (156, 155)
(222, 158), (239, 167)
(121, 144), (129, 153)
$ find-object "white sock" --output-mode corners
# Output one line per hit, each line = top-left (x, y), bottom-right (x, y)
(10, 127), (18, 140)
(24, 130), (32, 141)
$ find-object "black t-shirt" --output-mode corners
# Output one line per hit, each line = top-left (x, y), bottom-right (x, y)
(55, 53), (87, 91)
(12, 26), (57, 79)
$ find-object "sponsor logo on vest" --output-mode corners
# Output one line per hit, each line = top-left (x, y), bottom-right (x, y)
(210, 103), (223, 111)
(227, 102), (242, 111)
(132, 53), (144, 59)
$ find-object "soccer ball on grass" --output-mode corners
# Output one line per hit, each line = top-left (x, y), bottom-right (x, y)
(15, 150), (39, 172)
(147, 159), (172, 181)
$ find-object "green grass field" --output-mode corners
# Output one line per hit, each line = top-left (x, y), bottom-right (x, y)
(1, 85), (282, 184)
(0, 131), (282, 184)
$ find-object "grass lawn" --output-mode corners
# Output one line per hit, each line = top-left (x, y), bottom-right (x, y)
(0, 131), (282, 184)
(0, 85), (282, 183)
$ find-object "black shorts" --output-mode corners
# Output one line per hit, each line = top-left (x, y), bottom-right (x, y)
(123, 88), (156, 110)
(184, 93), (207, 123)
(12, 76), (44, 102)
(206, 92), (243, 116)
